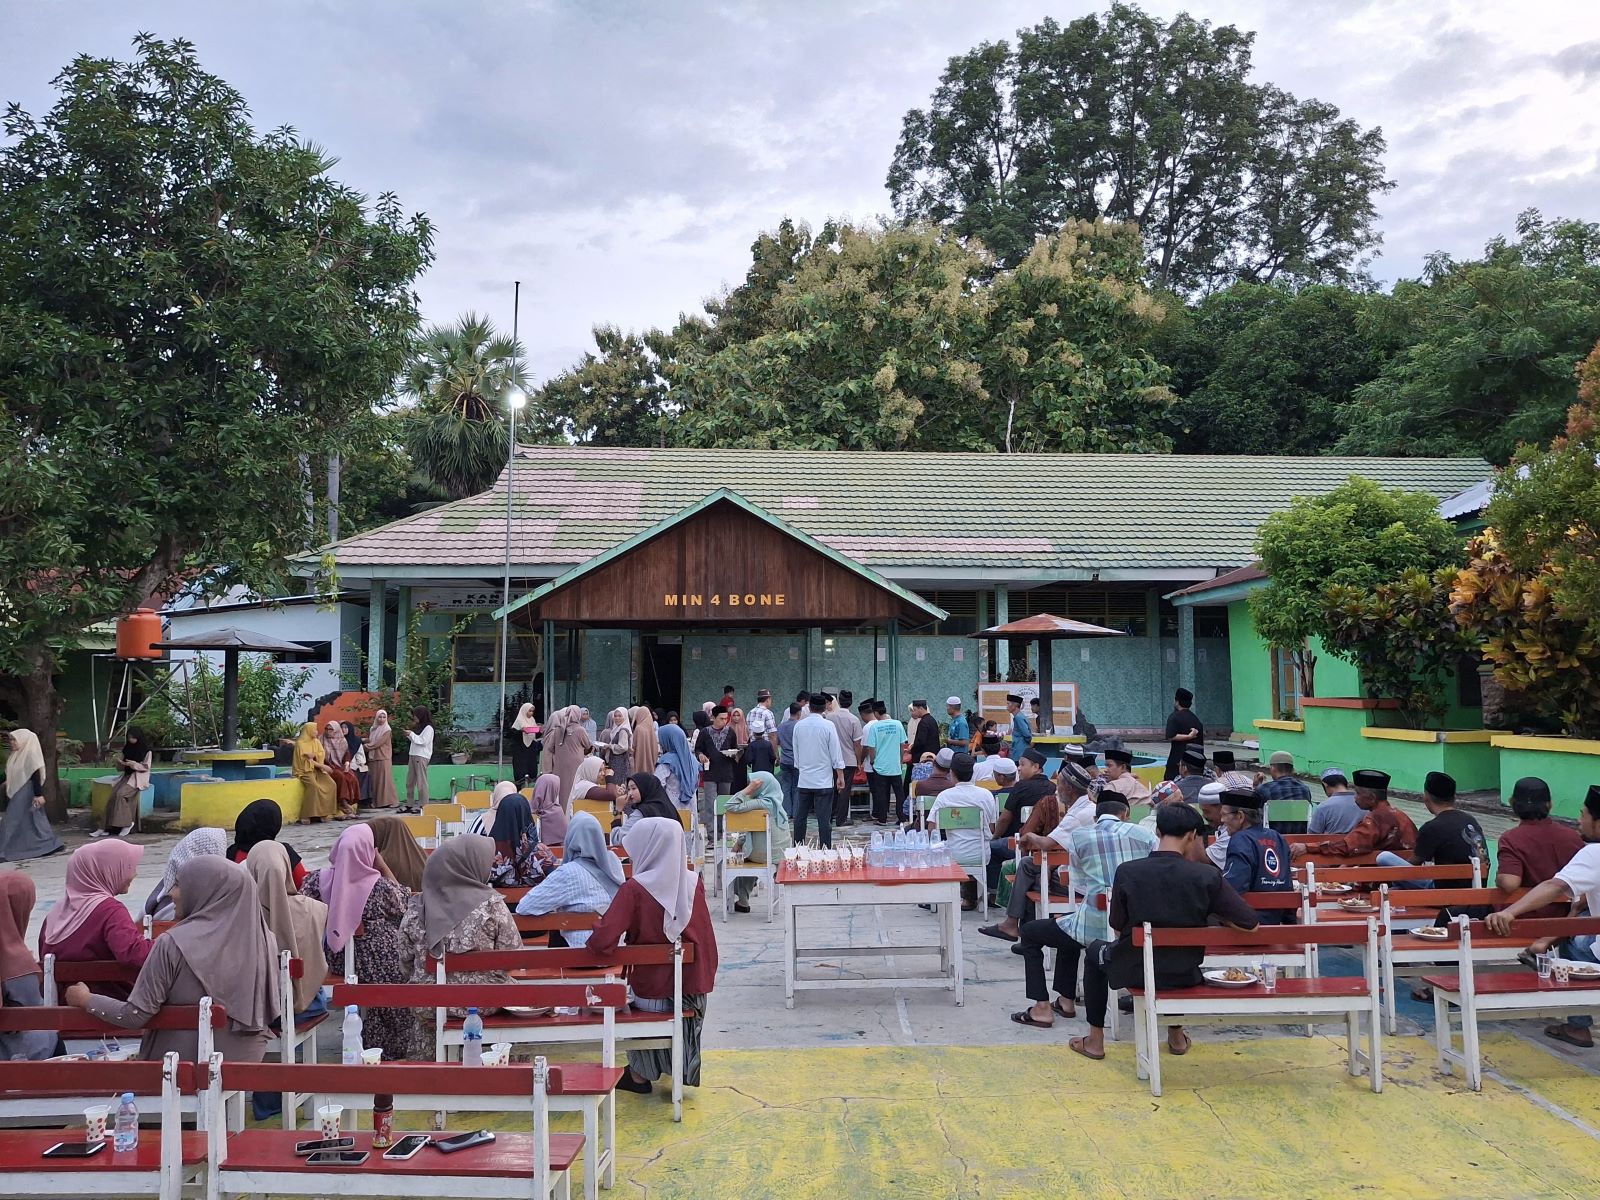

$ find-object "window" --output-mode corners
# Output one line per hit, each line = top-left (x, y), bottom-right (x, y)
(908, 591), (979, 635)
(1456, 653), (1483, 708)
(450, 616), (541, 684)
(279, 640), (332, 664)
(1016, 588), (1150, 637)
(1271, 646), (1304, 719)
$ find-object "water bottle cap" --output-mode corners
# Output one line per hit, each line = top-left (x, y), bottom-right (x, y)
(121, 1092), (134, 1102)
(467, 1007), (479, 1014)
(346, 1004), (359, 1015)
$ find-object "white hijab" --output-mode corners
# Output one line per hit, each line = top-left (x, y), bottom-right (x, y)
(513, 704), (539, 747)
(5, 729), (45, 798)
(623, 816), (696, 941)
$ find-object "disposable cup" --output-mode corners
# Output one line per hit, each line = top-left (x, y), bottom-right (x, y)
(317, 1104), (343, 1141)
(361, 1048), (383, 1065)
(84, 1105), (109, 1143)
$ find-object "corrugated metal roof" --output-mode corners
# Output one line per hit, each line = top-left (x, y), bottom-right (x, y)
(308, 446), (1490, 575)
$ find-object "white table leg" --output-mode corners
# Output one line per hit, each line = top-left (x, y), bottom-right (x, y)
(950, 886), (964, 1006)
(1462, 997), (1482, 1092)
(1433, 990), (1452, 1075)
(582, 1102), (599, 1200)
(783, 890), (796, 1010)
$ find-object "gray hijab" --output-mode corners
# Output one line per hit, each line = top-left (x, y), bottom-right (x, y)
(420, 834), (498, 957)
(156, 856), (279, 1032)
(562, 811), (624, 895)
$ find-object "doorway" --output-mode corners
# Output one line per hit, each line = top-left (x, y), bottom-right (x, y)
(641, 635), (683, 716)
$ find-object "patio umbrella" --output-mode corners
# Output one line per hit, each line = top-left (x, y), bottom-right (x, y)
(151, 627), (313, 750)
(968, 614), (1126, 734)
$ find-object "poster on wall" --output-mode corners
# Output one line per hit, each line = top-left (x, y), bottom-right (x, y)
(977, 681), (1077, 731)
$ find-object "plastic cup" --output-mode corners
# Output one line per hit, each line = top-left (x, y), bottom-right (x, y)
(84, 1105), (109, 1144)
(1260, 963), (1278, 992)
(1552, 962), (1571, 985)
(1536, 952), (1553, 980)
(361, 1047), (383, 1065)
(317, 1104), (343, 1141)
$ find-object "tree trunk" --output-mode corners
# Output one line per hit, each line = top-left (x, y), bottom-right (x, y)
(0, 647), (66, 820)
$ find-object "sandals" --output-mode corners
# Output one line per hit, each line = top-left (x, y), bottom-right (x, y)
(1010, 1010), (1053, 1029)
(1068, 1036), (1105, 1061)
(1052, 998), (1076, 1020)
(1168, 1030), (1191, 1056)
(979, 925), (1019, 943)
(1545, 1024), (1595, 1049)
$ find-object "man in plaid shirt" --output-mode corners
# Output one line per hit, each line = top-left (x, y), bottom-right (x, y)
(1253, 750), (1312, 825)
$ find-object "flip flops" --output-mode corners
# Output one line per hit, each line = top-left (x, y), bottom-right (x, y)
(1068, 1037), (1104, 1060)
(1545, 1024), (1595, 1048)
(979, 925), (1019, 943)
(1010, 1010), (1053, 1029)
(1168, 1030), (1191, 1056)
(1052, 998), (1076, 1020)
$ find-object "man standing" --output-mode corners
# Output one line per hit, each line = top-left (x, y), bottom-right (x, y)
(1006, 693), (1033, 757)
(1291, 769), (1417, 862)
(1378, 771), (1485, 888)
(1218, 789), (1296, 922)
(747, 688), (779, 752)
(775, 701), (802, 819)
(908, 699), (941, 764)
(1009, 795), (1156, 1027)
(1173, 746), (1210, 802)
(1163, 688), (1204, 780)
(1253, 751), (1312, 830)
(792, 693), (847, 848)
(1094, 748), (1151, 802)
(693, 705), (739, 834)
(944, 697), (970, 750)
(925, 752), (998, 910)
(1309, 768), (1363, 835)
(824, 690), (864, 829)
(980, 762), (1100, 942)
(862, 700), (909, 825)
(988, 747), (1056, 897)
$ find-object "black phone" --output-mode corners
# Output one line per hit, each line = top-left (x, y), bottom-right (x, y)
(44, 1141), (107, 1158)
(382, 1134), (431, 1160)
(294, 1136), (355, 1155)
(307, 1150), (369, 1166)
(433, 1129), (495, 1154)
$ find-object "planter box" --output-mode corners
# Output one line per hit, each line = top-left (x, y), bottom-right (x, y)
(1358, 728), (1497, 794)
(1490, 734), (1600, 819)
(1256, 701), (1496, 795)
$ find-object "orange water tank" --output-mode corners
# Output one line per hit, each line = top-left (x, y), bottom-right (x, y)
(115, 609), (163, 660)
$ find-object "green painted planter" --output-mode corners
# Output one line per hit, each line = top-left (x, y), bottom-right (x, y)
(1491, 735), (1600, 819)
(1255, 700), (1497, 796)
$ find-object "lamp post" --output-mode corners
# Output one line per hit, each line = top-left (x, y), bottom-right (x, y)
(497, 383), (527, 773)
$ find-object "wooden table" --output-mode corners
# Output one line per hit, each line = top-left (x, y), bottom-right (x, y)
(777, 863), (967, 1009)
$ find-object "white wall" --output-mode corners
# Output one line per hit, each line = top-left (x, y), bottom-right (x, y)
(163, 599), (347, 722)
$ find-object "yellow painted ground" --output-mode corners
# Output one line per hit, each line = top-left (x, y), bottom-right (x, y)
(358, 1033), (1600, 1198)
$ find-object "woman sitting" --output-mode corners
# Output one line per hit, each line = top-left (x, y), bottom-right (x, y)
(292, 722), (338, 823)
(40, 840), (151, 999)
(487, 789), (556, 887)
(369, 814), (428, 893)
(96, 727), (151, 839)
(226, 799), (308, 889)
(244, 841), (328, 1017)
(724, 771), (792, 914)
(398, 834), (519, 1018)
(320, 721), (361, 818)
(66, 858), (278, 1062)
(144, 827), (226, 921)
(568, 756), (613, 809)
(589, 817), (719, 1095)
(468, 780), (517, 838)
(613, 772), (681, 846)
(301, 823), (424, 1062)
(1, 872), (59, 1060)
(515, 812), (624, 947)
(341, 722), (370, 805)
(528, 773), (568, 845)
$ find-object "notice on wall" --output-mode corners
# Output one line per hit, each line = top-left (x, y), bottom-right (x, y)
(977, 681), (1077, 729)
(953, 646), (965, 662)
(915, 647), (926, 661)
(876, 647), (887, 662)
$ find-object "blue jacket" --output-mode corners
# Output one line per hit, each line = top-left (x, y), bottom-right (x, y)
(1223, 825), (1296, 924)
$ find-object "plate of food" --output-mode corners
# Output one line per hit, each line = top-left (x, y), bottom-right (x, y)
(1411, 925), (1452, 940)
(1338, 898), (1377, 912)
(1203, 967), (1258, 988)
(1317, 883), (1354, 895)
(1565, 962), (1600, 978)
(500, 1006), (554, 1018)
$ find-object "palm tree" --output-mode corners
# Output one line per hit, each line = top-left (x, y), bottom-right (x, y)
(401, 313), (529, 498)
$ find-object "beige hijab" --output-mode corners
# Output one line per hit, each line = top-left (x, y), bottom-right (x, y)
(631, 706), (660, 776)
(5, 729), (45, 798)
(244, 841), (328, 1012)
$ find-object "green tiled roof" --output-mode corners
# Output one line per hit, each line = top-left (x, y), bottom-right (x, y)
(309, 446), (1490, 576)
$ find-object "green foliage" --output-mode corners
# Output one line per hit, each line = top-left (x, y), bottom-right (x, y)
(131, 656), (314, 749)
(1322, 569), (1474, 728)
(400, 313), (528, 498)
(887, 3), (1390, 290)
(0, 35), (431, 787)
(358, 607), (462, 737)
(1157, 283), (1388, 453)
(1339, 210), (1600, 463)
(1250, 477), (1464, 695)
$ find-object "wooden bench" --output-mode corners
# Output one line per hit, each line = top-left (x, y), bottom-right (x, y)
(211, 1060), (579, 1200)
(1373, 887), (1528, 1034)
(0, 1054), (212, 1200)
(1424, 915), (1600, 1090)
(1302, 861), (1481, 891)
(1129, 920), (1384, 1098)
(512, 912), (603, 943)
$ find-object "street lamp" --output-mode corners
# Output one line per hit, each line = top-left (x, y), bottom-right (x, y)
(497, 382), (527, 773)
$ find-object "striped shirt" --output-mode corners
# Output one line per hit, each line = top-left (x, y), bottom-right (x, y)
(514, 861), (616, 948)
(1060, 815), (1156, 944)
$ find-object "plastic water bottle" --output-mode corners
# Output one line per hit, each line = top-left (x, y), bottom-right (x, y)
(463, 1008), (484, 1065)
(869, 831), (884, 868)
(341, 1004), (363, 1066)
(113, 1093), (139, 1152)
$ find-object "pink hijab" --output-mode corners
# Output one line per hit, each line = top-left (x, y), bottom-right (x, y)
(529, 773), (567, 845)
(43, 840), (144, 945)
(319, 822), (381, 952)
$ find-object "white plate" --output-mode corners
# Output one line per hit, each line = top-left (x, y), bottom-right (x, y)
(1562, 963), (1600, 978)
(1317, 884), (1353, 895)
(500, 1006), (553, 1018)
(1411, 927), (1451, 940)
(1202, 970), (1257, 988)
(1338, 901), (1376, 912)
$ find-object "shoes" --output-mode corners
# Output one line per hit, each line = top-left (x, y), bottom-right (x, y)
(89, 830), (109, 839)
(733, 902), (751, 914)
(615, 1073), (653, 1094)
(1118, 995), (1134, 1014)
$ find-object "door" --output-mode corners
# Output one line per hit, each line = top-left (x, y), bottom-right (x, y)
(641, 636), (683, 716)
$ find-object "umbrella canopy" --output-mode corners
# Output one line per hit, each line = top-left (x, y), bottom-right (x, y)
(969, 614), (1126, 639)
(152, 628), (312, 750)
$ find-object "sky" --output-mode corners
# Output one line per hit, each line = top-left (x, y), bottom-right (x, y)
(3, 0), (1599, 382)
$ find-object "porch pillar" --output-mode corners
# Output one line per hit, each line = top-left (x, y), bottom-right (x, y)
(542, 619), (556, 720)
(1177, 604), (1196, 698)
(365, 579), (387, 689)
(994, 586), (1010, 679)
(393, 586), (411, 677)
(887, 618), (901, 717)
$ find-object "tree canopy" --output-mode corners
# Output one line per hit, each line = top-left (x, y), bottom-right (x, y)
(0, 35), (431, 795)
(887, 3), (1391, 291)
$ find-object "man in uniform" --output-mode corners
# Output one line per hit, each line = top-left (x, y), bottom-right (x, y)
(944, 697), (970, 750)
(1219, 788), (1296, 922)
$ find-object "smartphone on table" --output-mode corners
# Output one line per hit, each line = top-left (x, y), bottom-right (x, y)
(382, 1134), (431, 1160)
(433, 1129), (495, 1154)
(294, 1136), (354, 1155)
(43, 1142), (107, 1158)
(306, 1150), (369, 1166)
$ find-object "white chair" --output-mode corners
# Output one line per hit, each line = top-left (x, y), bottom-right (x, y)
(718, 805), (778, 923)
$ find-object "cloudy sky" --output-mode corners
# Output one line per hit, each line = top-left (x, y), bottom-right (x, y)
(4, 1), (1599, 381)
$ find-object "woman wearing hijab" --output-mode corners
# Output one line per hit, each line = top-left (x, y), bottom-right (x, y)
(320, 721), (361, 818)
(630, 706), (660, 778)
(144, 826), (226, 920)
(404, 706), (435, 808)
(1, 872), (58, 1059)
(613, 773), (681, 846)
(595, 707), (633, 781)
(515, 811), (624, 947)
(725, 771), (792, 914)
(398, 834), (518, 1020)
(468, 780), (515, 838)
(97, 727), (151, 838)
(369, 815), (428, 894)
(67, 857), (278, 1061)
(364, 710), (399, 809)
(568, 756), (611, 806)
(589, 817), (719, 1094)
(654, 724), (699, 813)
(527, 773), (568, 845)
(487, 790), (556, 887)
(341, 722), (370, 805)
(543, 705), (593, 813)
(226, 798), (308, 889)
(1, 729), (63, 862)
(292, 721), (338, 824)
(509, 703), (542, 788)
(40, 841), (152, 998)
(301, 823), (424, 1062)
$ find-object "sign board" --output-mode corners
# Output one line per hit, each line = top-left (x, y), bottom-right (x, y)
(977, 681), (1077, 732)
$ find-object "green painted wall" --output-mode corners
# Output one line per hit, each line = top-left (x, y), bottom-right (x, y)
(1258, 708), (1498, 795)
(1497, 746), (1600, 820)
(1227, 602), (1273, 734)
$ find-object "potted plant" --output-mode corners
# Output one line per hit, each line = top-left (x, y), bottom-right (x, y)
(446, 733), (474, 765)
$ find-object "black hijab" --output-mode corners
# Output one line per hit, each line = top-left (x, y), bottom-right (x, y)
(489, 791), (535, 849)
(226, 798), (302, 871)
(341, 721), (362, 761)
(628, 772), (678, 822)
(122, 727), (150, 763)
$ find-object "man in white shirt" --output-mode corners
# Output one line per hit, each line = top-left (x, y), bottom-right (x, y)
(973, 754), (1017, 789)
(792, 692), (848, 849)
(1487, 784), (1600, 1048)
(980, 762), (1095, 941)
(926, 752), (998, 910)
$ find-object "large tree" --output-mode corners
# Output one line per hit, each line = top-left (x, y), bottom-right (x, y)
(0, 36), (431, 807)
(1338, 210), (1600, 463)
(887, 3), (1391, 292)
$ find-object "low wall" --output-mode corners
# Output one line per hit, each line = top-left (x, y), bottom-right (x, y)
(178, 777), (305, 829)
(1491, 735), (1600, 819)
(1254, 700), (1496, 796)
